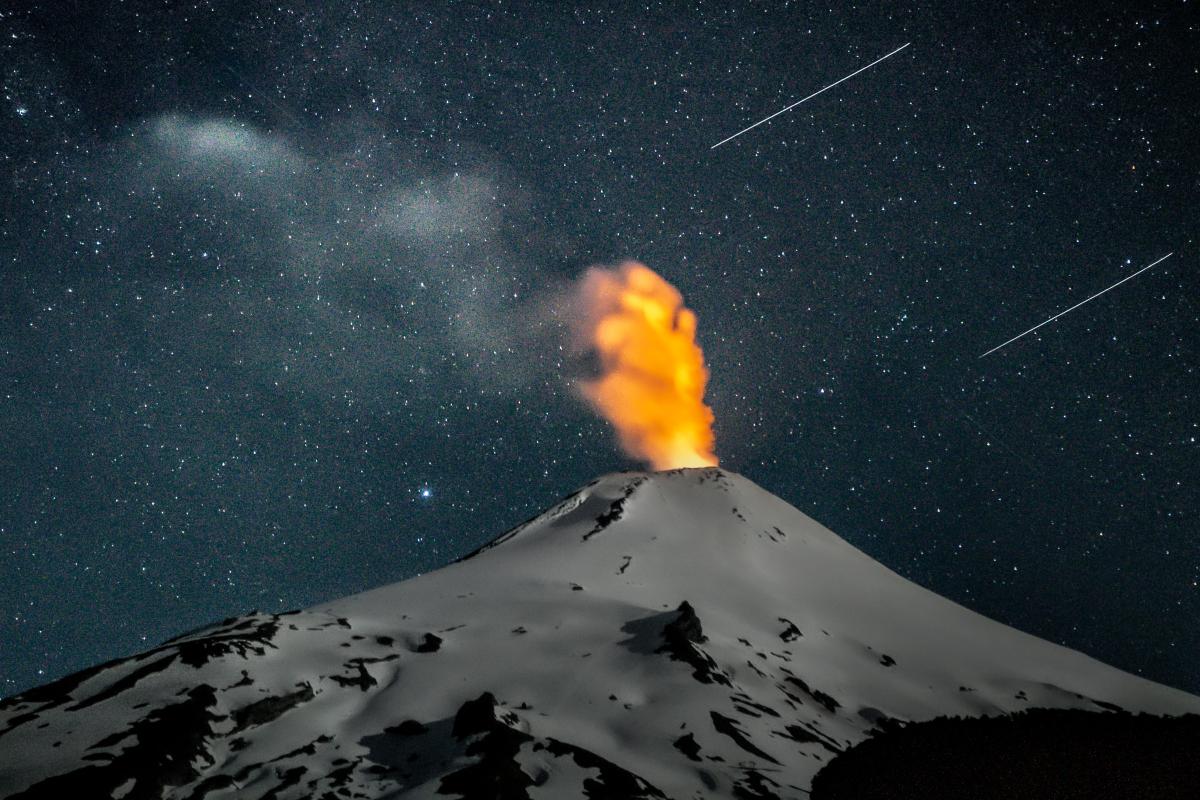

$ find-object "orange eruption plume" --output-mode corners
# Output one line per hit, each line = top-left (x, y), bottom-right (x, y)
(575, 262), (718, 470)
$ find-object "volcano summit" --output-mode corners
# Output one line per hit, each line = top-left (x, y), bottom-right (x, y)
(1, 469), (1196, 799)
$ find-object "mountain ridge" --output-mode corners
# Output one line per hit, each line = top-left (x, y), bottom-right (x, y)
(2, 467), (1196, 799)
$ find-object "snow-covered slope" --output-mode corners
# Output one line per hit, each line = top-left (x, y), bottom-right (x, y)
(2, 468), (1197, 799)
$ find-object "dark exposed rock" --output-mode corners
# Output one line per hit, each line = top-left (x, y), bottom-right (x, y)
(646, 602), (731, 687)
(673, 732), (702, 761)
(437, 750), (534, 800)
(416, 633), (443, 653)
(583, 478), (646, 540)
(388, 719), (429, 736)
(259, 765), (306, 800)
(732, 694), (781, 718)
(540, 738), (668, 799)
(330, 660), (378, 691)
(774, 723), (843, 754)
(184, 773), (236, 800)
(733, 769), (784, 800)
(710, 711), (780, 765)
(745, 660), (770, 679)
(175, 619), (281, 668)
(777, 618), (802, 642)
(663, 601), (706, 646)
(588, 503), (626, 537)
(232, 683), (314, 731)
(68, 655), (179, 712)
(89, 728), (132, 750)
(324, 761), (359, 793)
(2, 615), (286, 743)
(879, 654), (896, 667)
(0, 710), (40, 739)
(3, 657), (123, 716)
(784, 676), (841, 714)
(452, 692), (502, 739)
(263, 734), (333, 764)
(439, 693), (536, 800)
(228, 670), (254, 688)
(10, 684), (222, 800)
(377, 693), (669, 800)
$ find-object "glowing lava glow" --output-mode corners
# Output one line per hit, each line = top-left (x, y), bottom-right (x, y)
(575, 262), (718, 470)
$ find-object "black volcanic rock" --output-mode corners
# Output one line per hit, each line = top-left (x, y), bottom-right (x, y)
(10, 684), (222, 800)
(452, 692), (502, 739)
(673, 732), (702, 761)
(232, 684), (314, 731)
(539, 738), (668, 799)
(651, 602), (731, 687)
(663, 601), (705, 645)
(416, 633), (443, 653)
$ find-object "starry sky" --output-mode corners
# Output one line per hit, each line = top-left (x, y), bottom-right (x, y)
(2, 2), (1196, 698)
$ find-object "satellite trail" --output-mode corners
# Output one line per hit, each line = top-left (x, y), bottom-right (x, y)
(979, 252), (1174, 358)
(710, 42), (911, 150)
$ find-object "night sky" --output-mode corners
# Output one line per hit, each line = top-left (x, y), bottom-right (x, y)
(2, 3), (1197, 698)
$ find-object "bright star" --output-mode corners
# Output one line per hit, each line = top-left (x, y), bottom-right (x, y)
(419, 487), (432, 499)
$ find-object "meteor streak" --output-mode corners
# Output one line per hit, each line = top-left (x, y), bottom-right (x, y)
(979, 252), (1174, 358)
(710, 42), (911, 150)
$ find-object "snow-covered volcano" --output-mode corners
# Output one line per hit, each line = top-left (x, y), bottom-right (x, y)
(2, 468), (1197, 799)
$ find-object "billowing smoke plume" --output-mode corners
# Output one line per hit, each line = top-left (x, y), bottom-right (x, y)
(573, 262), (718, 470)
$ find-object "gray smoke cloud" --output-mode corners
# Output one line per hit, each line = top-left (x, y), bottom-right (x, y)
(63, 114), (557, 410)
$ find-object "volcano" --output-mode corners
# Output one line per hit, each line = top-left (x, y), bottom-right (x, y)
(1, 468), (1197, 799)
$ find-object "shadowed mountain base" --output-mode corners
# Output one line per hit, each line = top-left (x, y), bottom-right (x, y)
(811, 708), (1200, 800)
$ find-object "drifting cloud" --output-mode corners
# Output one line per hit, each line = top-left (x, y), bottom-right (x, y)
(75, 115), (545, 406)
